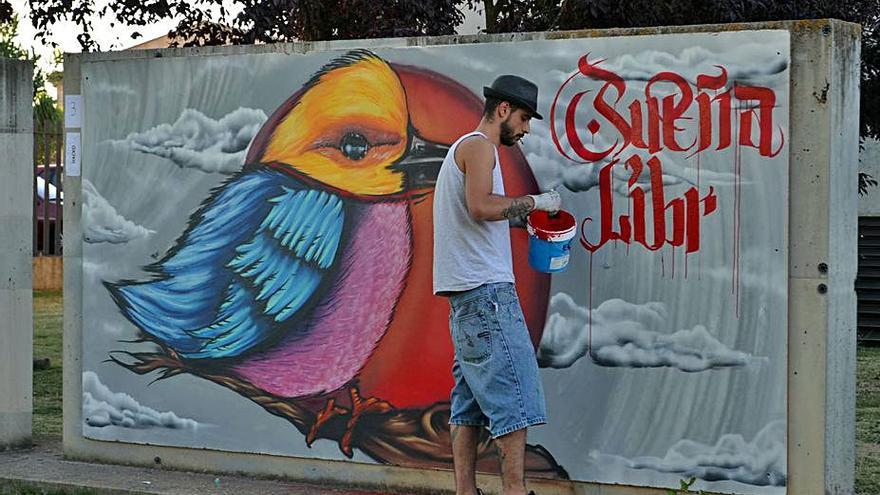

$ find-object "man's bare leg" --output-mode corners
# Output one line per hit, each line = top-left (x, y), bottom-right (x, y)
(494, 428), (528, 495)
(451, 425), (481, 495)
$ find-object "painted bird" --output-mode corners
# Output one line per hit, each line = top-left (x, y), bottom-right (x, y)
(105, 50), (448, 446)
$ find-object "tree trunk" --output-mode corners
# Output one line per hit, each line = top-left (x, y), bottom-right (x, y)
(484, 0), (497, 33)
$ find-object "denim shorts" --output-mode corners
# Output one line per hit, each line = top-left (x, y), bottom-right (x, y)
(447, 282), (547, 438)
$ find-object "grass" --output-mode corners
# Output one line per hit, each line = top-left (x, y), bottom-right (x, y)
(0, 483), (99, 495)
(28, 291), (880, 493)
(32, 290), (63, 436)
(857, 345), (880, 495)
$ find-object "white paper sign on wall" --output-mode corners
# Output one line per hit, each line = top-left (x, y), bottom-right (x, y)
(65, 95), (82, 128)
(66, 132), (81, 177)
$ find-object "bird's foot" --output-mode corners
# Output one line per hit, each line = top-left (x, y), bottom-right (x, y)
(339, 386), (393, 457)
(306, 398), (347, 446)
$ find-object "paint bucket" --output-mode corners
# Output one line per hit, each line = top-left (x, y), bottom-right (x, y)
(526, 209), (576, 273)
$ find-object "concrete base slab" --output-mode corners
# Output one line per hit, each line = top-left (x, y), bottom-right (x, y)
(0, 436), (397, 495)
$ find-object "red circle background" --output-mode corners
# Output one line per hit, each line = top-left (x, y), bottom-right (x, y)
(355, 64), (551, 409)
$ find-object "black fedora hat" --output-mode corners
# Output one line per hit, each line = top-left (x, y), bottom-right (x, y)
(483, 74), (543, 120)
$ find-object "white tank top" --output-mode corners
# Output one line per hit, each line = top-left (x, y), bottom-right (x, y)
(432, 131), (515, 294)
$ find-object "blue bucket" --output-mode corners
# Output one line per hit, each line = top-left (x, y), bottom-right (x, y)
(526, 210), (577, 273)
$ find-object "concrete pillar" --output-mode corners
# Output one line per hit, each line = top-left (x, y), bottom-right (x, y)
(0, 58), (34, 450)
(787, 20), (860, 495)
(61, 53), (82, 453)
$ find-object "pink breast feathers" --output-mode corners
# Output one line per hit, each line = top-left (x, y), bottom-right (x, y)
(232, 201), (412, 398)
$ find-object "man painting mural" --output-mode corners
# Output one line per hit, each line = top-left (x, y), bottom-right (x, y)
(432, 75), (561, 495)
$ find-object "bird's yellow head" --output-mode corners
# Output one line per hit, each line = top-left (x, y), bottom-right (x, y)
(256, 51), (444, 198)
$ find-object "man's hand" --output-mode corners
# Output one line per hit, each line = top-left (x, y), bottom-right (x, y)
(528, 190), (561, 213)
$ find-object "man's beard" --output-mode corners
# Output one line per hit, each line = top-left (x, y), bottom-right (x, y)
(500, 116), (523, 146)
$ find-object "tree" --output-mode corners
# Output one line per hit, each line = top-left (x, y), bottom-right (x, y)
(1, 13), (59, 121)
(26, 0), (879, 192)
(470, 0), (880, 194)
(27, 0), (465, 50)
(1, 12), (62, 165)
(0, 1), (11, 25)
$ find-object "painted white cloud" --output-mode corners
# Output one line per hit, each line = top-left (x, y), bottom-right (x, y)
(82, 371), (199, 430)
(119, 107), (267, 174)
(605, 44), (788, 87)
(702, 248), (787, 300)
(590, 420), (786, 487)
(537, 292), (754, 371)
(411, 45), (500, 73)
(82, 180), (155, 244)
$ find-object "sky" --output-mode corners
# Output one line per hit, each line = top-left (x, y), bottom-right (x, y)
(11, 0), (177, 65)
(10, 0), (484, 93)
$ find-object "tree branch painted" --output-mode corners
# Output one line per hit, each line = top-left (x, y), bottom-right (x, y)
(105, 344), (569, 479)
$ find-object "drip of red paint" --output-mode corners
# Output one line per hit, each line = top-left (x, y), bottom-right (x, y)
(732, 97), (742, 318)
(588, 251), (594, 360)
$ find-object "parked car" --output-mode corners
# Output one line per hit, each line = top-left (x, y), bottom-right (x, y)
(35, 164), (62, 255)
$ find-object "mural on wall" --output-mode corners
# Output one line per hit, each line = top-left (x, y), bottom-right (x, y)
(81, 30), (789, 495)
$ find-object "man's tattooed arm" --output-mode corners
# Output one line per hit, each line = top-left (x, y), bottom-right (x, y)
(501, 198), (532, 222)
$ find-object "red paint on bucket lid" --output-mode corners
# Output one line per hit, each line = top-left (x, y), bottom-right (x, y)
(527, 210), (576, 242)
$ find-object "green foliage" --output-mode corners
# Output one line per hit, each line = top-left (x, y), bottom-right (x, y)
(862, 172), (879, 196)
(22, 1), (880, 135)
(665, 477), (706, 494)
(22, 0), (880, 135)
(0, 13), (28, 59)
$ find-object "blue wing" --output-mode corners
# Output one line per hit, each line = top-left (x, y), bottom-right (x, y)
(104, 167), (345, 359)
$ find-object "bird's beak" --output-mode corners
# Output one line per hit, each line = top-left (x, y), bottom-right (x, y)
(390, 132), (449, 192)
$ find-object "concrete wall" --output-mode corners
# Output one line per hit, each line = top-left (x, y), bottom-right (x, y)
(0, 58), (34, 450)
(823, 22), (859, 495)
(62, 20), (859, 495)
(786, 21), (860, 495)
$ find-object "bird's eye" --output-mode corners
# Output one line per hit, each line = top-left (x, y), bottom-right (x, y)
(340, 132), (370, 161)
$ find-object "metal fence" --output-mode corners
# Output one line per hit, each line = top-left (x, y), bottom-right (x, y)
(857, 216), (880, 344)
(33, 119), (63, 256)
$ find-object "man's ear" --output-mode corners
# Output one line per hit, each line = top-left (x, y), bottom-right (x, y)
(497, 101), (511, 120)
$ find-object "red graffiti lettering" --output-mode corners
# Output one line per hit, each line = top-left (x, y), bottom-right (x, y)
(579, 156), (718, 254)
(695, 66), (731, 155)
(550, 55), (783, 161)
(735, 85), (785, 157)
(647, 72), (694, 153)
